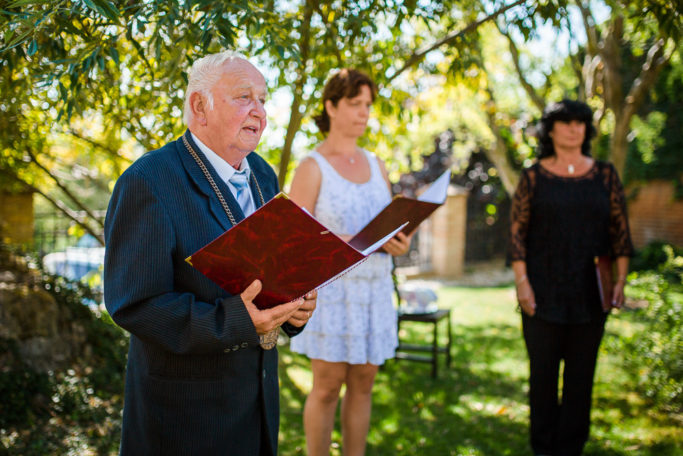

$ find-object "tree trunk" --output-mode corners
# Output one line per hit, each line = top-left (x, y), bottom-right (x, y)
(0, 169), (104, 245)
(611, 114), (630, 178)
(278, 104), (304, 188)
(483, 107), (520, 196)
(483, 135), (520, 197)
(277, 1), (314, 188)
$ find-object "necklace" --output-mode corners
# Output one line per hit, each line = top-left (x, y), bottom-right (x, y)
(322, 145), (358, 164)
(182, 133), (277, 350)
(554, 155), (580, 175)
(182, 132), (265, 225)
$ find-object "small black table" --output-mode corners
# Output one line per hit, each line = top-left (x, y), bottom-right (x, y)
(395, 308), (452, 378)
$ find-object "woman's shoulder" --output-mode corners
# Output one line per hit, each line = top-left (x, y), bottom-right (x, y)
(593, 159), (618, 179)
(593, 159), (615, 171)
(359, 148), (390, 183)
(521, 162), (540, 177)
(294, 154), (323, 177)
(356, 148), (384, 167)
(360, 148), (378, 159)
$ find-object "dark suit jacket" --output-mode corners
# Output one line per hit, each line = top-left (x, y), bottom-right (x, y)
(104, 133), (302, 455)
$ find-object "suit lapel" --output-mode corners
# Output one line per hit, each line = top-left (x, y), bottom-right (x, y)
(176, 132), (246, 230)
(246, 153), (266, 210)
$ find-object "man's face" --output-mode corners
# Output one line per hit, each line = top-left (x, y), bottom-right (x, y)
(206, 59), (267, 160)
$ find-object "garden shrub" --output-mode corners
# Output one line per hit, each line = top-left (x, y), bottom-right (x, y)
(0, 338), (53, 429)
(615, 244), (683, 417)
(630, 240), (683, 278)
(0, 244), (127, 454)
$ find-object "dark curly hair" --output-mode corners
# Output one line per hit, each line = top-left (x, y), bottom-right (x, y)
(537, 99), (597, 158)
(314, 69), (377, 134)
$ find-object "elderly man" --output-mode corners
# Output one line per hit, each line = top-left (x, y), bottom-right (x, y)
(104, 52), (316, 456)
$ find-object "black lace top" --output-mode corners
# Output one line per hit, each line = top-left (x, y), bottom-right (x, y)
(509, 161), (634, 324)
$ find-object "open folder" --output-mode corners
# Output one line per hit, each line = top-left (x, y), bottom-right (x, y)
(186, 193), (407, 310)
(348, 169), (451, 250)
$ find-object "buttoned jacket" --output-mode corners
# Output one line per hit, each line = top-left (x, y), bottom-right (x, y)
(104, 132), (301, 455)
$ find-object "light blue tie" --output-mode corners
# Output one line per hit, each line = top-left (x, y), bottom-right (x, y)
(229, 170), (255, 217)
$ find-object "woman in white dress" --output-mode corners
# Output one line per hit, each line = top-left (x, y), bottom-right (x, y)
(288, 69), (412, 456)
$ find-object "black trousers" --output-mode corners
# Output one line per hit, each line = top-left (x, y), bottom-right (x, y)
(522, 314), (606, 456)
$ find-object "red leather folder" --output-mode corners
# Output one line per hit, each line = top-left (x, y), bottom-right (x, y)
(348, 170), (451, 250)
(348, 197), (440, 250)
(595, 255), (614, 312)
(187, 193), (406, 309)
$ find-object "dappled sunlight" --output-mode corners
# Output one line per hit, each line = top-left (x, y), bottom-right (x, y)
(277, 284), (682, 455)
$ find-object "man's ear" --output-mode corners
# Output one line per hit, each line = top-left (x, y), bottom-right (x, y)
(190, 92), (208, 126)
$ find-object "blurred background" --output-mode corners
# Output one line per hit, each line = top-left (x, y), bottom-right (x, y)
(0, 1), (680, 454)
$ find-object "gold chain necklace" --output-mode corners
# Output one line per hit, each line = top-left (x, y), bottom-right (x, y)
(182, 132), (278, 350)
(182, 132), (265, 224)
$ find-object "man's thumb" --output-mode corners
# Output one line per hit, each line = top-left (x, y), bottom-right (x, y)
(241, 279), (262, 303)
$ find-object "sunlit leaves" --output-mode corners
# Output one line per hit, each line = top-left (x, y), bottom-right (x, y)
(1, 0), (677, 232)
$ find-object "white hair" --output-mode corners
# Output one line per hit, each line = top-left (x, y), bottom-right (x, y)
(183, 50), (247, 125)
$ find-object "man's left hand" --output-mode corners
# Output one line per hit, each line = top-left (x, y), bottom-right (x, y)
(287, 290), (317, 327)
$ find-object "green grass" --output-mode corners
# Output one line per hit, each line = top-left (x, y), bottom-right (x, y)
(3, 283), (679, 455)
(277, 285), (683, 456)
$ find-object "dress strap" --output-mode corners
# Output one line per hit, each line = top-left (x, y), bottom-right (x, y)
(309, 150), (333, 177)
(362, 149), (378, 175)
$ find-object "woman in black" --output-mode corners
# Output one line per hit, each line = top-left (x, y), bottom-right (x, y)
(509, 100), (633, 456)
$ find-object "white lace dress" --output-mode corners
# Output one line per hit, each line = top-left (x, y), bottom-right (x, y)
(289, 149), (398, 365)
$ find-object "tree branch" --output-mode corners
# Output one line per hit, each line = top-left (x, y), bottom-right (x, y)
(25, 148), (105, 230)
(68, 128), (133, 164)
(576, 1), (599, 56)
(314, 2), (344, 67)
(385, 0), (526, 85)
(277, 0), (314, 186)
(599, 14), (624, 113)
(623, 38), (673, 121)
(497, 25), (546, 112)
(0, 169), (104, 245)
(582, 54), (602, 100)
(565, 14), (587, 100)
(482, 86), (520, 196)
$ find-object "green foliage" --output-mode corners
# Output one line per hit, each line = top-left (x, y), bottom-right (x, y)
(3, 239), (682, 452)
(625, 42), (683, 186)
(279, 284), (683, 455)
(608, 244), (683, 418)
(0, 245), (127, 454)
(0, 366), (123, 454)
(0, 0), (568, 194)
(0, 339), (52, 430)
(613, 0), (682, 42)
(616, 275), (682, 416)
(35, 267), (128, 395)
(631, 241), (683, 276)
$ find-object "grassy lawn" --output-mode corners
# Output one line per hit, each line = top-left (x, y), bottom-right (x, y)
(277, 284), (683, 456)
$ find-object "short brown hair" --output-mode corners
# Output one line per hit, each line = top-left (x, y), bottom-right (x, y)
(313, 69), (377, 133)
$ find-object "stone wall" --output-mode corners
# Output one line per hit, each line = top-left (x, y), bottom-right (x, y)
(627, 180), (683, 248)
(0, 248), (89, 372)
(430, 186), (468, 278)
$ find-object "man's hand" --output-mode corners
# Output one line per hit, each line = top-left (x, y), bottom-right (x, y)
(240, 280), (303, 335)
(286, 290), (317, 327)
(383, 232), (412, 256)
